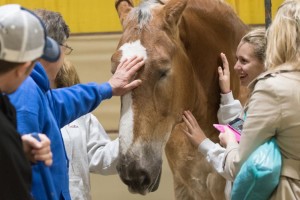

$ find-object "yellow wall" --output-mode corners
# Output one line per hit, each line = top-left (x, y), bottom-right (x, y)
(0, 0), (284, 33)
(227, 0), (283, 25)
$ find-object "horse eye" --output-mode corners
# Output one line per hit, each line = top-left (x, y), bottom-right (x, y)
(159, 69), (169, 79)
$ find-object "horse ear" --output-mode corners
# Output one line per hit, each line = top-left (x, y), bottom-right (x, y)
(163, 0), (187, 26)
(115, 0), (134, 27)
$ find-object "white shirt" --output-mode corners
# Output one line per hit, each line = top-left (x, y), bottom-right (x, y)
(198, 91), (243, 200)
(61, 113), (119, 200)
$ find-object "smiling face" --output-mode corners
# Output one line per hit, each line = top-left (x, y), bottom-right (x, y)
(234, 42), (265, 86)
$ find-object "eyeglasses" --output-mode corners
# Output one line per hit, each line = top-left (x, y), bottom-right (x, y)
(59, 43), (73, 55)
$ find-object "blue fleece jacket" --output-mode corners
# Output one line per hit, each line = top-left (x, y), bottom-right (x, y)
(9, 62), (112, 200)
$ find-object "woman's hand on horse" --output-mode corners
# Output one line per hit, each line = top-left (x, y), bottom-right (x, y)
(108, 56), (145, 96)
(218, 53), (231, 94)
(182, 110), (207, 147)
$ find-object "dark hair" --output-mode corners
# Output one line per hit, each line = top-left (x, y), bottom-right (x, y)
(0, 60), (22, 74)
(33, 9), (70, 44)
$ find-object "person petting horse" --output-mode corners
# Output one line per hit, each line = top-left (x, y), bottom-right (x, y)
(183, 28), (266, 199)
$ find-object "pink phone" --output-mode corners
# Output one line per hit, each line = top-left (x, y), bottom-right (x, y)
(213, 124), (241, 142)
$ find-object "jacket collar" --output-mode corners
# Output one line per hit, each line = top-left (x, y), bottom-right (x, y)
(248, 65), (300, 90)
(30, 62), (50, 93)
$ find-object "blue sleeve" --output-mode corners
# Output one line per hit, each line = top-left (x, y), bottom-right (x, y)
(50, 82), (112, 128)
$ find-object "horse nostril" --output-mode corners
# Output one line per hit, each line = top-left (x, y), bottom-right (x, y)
(120, 169), (151, 192)
(137, 170), (150, 187)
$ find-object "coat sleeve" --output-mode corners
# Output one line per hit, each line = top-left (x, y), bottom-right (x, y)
(217, 91), (243, 124)
(198, 138), (234, 180)
(86, 114), (119, 175)
(50, 82), (112, 128)
(223, 78), (281, 180)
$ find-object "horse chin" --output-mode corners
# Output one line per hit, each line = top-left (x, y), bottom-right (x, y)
(126, 169), (162, 195)
(149, 168), (162, 192)
(117, 156), (162, 195)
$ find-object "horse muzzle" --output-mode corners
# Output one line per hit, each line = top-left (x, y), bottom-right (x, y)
(116, 155), (162, 195)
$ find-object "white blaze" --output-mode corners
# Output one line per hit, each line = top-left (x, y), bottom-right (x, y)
(118, 40), (147, 154)
(119, 40), (147, 62)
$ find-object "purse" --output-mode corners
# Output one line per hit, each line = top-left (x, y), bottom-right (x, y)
(231, 138), (282, 200)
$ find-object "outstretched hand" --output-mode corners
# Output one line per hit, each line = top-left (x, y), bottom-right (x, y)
(108, 56), (145, 96)
(218, 53), (231, 94)
(22, 134), (53, 166)
(182, 110), (207, 147)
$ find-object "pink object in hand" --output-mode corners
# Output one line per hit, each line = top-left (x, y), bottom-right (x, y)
(213, 124), (241, 142)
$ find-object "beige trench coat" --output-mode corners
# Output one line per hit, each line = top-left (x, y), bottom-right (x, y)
(223, 67), (300, 200)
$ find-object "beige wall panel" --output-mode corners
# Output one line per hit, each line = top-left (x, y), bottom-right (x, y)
(67, 34), (122, 131)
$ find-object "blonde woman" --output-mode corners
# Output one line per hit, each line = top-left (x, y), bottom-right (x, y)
(55, 60), (119, 200)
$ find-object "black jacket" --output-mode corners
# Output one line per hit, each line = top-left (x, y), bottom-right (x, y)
(0, 93), (32, 200)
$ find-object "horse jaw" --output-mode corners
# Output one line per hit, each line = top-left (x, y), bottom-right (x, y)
(116, 40), (164, 194)
(117, 92), (165, 195)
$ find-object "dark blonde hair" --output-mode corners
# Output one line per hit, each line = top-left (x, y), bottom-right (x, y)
(240, 28), (266, 64)
(55, 59), (80, 88)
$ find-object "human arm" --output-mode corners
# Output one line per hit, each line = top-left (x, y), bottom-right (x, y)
(220, 78), (280, 180)
(217, 53), (243, 124)
(182, 110), (232, 179)
(51, 57), (144, 128)
(22, 133), (52, 166)
(217, 92), (243, 124)
(86, 114), (119, 175)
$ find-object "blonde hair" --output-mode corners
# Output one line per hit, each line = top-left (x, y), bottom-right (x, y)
(240, 28), (266, 63)
(55, 59), (81, 88)
(265, 0), (300, 70)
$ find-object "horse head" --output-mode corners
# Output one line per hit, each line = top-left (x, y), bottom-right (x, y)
(112, 0), (200, 195)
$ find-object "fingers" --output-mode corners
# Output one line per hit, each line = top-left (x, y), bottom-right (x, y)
(109, 56), (145, 96)
(118, 56), (144, 73)
(220, 53), (229, 74)
(21, 134), (42, 149)
(127, 57), (144, 74)
(218, 66), (224, 79)
(116, 56), (137, 70)
(123, 79), (142, 91)
(182, 114), (192, 131)
(183, 110), (197, 127)
(32, 134), (53, 166)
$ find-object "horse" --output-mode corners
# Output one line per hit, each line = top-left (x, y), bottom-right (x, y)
(111, 0), (248, 199)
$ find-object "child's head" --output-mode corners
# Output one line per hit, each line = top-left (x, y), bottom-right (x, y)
(55, 59), (81, 88)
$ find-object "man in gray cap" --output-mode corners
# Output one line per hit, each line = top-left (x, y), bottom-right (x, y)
(0, 4), (60, 199)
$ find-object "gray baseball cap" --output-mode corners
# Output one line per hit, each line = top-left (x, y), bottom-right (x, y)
(0, 4), (60, 63)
